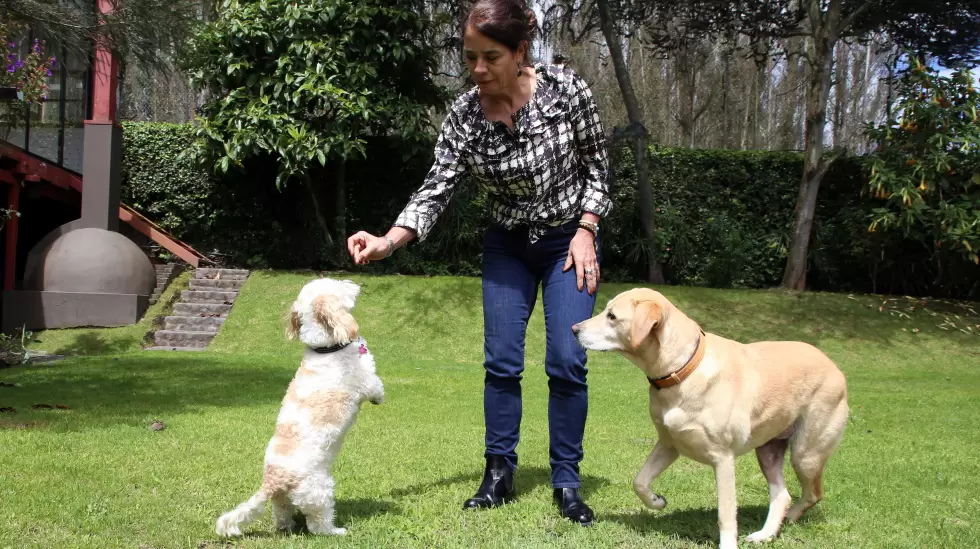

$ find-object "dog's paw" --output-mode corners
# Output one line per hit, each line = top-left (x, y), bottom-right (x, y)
(649, 494), (667, 510)
(745, 530), (777, 543)
(215, 518), (242, 538)
(328, 527), (347, 536)
(637, 491), (667, 511)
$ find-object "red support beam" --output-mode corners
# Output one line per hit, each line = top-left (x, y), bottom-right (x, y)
(0, 171), (20, 186)
(87, 0), (119, 126)
(0, 143), (83, 192)
(118, 205), (211, 268)
(4, 182), (21, 291)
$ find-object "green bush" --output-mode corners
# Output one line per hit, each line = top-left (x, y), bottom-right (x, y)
(121, 122), (217, 240)
(119, 122), (978, 299)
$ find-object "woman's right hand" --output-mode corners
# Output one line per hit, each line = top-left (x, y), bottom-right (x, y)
(347, 231), (390, 265)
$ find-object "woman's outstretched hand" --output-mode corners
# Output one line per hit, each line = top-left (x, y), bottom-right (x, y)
(347, 231), (390, 265)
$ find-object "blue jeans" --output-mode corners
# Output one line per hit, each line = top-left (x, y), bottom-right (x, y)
(481, 220), (599, 489)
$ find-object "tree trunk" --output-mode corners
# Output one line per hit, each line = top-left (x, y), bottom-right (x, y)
(885, 48), (897, 121)
(780, 2), (840, 290)
(675, 45), (698, 148)
(332, 157), (347, 244)
(722, 49), (731, 149)
(781, 39), (805, 150)
(596, 0), (665, 284)
(755, 58), (767, 149)
(832, 43), (848, 148)
(746, 58), (761, 149)
(304, 173), (334, 247)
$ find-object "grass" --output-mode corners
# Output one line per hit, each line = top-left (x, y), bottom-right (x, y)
(21, 270), (193, 356)
(1, 271), (978, 549)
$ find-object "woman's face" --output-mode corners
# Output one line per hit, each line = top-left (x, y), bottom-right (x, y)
(463, 24), (526, 96)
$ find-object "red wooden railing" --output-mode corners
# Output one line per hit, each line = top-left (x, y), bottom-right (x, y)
(1, 143), (213, 287)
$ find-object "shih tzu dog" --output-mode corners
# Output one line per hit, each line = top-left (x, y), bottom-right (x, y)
(216, 277), (384, 537)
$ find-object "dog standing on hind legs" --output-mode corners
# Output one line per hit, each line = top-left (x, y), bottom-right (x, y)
(215, 278), (385, 537)
(572, 288), (848, 549)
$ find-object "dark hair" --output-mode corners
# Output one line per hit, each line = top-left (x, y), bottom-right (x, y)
(465, 0), (537, 57)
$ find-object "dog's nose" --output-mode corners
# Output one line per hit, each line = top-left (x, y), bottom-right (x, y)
(571, 323), (580, 334)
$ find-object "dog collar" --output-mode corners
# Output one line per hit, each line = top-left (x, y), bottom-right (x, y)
(648, 327), (707, 390)
(312, 342), (352, 354)
(311, 340), (369, 355)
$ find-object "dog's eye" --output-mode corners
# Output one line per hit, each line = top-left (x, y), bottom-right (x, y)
(607, 312), (616, 321)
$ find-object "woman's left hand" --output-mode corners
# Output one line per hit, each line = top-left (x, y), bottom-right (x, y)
(563, 228), (599, 295)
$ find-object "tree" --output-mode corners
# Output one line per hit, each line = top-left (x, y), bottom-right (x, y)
(865, 60), (979, 270)
(628, 0), (980, 290)
(0, 0), (203, 72)
(181, 0), (446, 247)
(546, 0), (667, 284)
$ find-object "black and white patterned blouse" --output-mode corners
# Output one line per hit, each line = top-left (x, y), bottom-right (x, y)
(393, 63), (612, 244)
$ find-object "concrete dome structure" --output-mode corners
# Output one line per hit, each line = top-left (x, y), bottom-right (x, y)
(25, 227), (155, 295)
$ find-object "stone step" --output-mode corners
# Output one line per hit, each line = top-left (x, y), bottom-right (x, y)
(164, 315), (224, 332)
(154, 330), (216, 348)
(173, 302), (232, 317)
(181, 290), (237, 304)
(156, 276), (171, 285)
(189, 278), (244, 291)
(195, 268), (250, 280)
(155, 265), (178, 274)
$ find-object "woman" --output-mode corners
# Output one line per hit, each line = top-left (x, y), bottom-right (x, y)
(346, 0), (611, 526)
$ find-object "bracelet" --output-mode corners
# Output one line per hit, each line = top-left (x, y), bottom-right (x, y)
(384, 237), (396, 258)
(578, 220), (598, 236)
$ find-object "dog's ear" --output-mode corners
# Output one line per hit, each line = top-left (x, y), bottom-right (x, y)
(312, 295), (359, 343)
(285, 309), (301, 340)
(630, 300), (663, 350)
(340, 279), (361, 301)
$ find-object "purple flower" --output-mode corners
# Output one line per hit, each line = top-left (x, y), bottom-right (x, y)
(46, 70), (51, 76)
(9, 42), (15, 48)
(7, 66), (14, 74)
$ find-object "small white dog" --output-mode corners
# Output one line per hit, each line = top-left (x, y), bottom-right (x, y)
(215, 277), (385, 537)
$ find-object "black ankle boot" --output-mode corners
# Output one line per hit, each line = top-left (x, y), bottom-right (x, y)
(553, 488), (594, 526)
(463, 455), (515, 509)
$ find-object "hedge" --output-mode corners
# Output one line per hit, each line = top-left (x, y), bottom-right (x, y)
(120, 122), (979, 299)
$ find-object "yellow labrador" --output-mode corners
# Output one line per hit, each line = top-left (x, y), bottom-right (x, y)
(572, 288), (848, 549)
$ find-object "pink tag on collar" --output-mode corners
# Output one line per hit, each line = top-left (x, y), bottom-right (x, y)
(359, 343), (368, 355)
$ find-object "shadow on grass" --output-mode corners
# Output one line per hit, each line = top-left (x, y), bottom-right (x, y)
(218, 271), (980, 358)
(38, 332), (139, 357)
(337, 497), (399, 522)
(603, 504), (771, 544)
(387, 465), (610, 502)
(0, 353), (297, 431)
(354, 274), (959, 348)
(194, 497), (398, 544)
(357, 275), (484, 339)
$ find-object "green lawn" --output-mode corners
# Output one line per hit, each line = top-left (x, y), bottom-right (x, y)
(1, 271), (978, 549)
(18, 269), (193, 357)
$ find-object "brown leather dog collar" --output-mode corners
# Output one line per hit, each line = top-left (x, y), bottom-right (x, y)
(648, 327), (707, 390)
